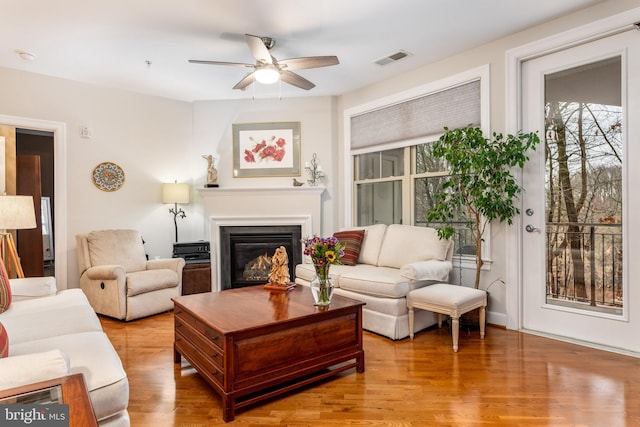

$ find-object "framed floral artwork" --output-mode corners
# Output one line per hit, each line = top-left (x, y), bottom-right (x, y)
(232, 122), (301, 178)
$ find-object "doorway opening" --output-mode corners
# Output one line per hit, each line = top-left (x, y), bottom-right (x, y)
(0, 114), (67, 287)
(16, 128), (55, 277)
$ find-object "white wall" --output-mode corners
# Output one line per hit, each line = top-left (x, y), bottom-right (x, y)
(191, 96), (339, 238)
(0, 67), (193, 288)
(338, 0), (640, 325)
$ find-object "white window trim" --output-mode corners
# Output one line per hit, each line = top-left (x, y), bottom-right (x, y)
(343, 64), (491, 265)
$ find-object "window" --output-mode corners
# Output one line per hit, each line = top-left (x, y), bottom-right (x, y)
(345, 66), (490, 266)
(413, 142), (475, 255)
(354, 149), (405, 225)
(353, 142), (475, 256)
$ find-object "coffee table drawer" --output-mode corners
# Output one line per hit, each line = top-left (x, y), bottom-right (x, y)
(175, 308), (225, 351)
(175, 326), (223, 371)
(176, 319), (224, 369)
(175, 338), (225, 387)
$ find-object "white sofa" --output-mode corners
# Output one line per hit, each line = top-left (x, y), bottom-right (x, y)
(295, 224), (454, 340)
(0, 277), (129, 427)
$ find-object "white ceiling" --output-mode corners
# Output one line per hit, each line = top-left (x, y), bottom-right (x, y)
(1, 0), (605, 102)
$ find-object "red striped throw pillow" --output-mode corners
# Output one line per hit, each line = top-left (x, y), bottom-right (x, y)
(333, 230), (365, 266)
(0, 322), (8, 358)
(0, 259), (11, 314)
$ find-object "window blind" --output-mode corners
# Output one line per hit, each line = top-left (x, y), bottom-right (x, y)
(350, 80), (481, 150)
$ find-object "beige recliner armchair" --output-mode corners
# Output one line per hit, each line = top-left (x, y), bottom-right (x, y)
(76, 229), (185, 321)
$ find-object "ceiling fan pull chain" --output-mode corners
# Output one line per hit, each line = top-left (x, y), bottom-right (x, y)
(252, 76), (256, 100)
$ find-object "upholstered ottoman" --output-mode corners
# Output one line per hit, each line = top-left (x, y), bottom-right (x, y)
(407, 284), (487, 352)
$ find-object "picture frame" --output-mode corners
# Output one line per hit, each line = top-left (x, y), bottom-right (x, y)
(232, 122), (301, 178)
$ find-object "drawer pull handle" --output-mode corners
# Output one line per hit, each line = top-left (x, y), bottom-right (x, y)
(210, 336), (218, 341)
(211, 369), (218, 375)
(211, 353), (217, 358)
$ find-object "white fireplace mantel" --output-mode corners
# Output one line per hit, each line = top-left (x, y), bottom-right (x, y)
(197, 186), (325, 291)
(198, 186), (325, 198)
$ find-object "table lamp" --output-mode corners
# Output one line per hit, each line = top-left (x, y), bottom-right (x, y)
(162, 182), (190, 242)
(0, 195), (37, 278)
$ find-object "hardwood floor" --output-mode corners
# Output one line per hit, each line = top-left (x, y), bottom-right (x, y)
(100, 312), (640, 426)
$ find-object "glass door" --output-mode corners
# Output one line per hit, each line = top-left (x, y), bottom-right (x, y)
(521, 30), (640, 352)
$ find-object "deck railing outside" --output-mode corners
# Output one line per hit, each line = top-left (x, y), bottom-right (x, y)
(546, 222), (622, 309)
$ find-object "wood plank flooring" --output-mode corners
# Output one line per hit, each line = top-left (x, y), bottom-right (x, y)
(100, 312), (640, 426)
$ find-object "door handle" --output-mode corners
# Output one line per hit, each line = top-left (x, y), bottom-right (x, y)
(525, 224), (540, 233)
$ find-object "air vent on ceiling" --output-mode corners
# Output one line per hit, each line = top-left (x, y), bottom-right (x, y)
(374, 50), (411, 66)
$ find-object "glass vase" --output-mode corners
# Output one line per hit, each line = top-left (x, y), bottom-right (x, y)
(311, 262), (334, 306)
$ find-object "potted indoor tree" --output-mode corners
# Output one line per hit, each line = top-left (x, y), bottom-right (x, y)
(426, 125), (540, 290)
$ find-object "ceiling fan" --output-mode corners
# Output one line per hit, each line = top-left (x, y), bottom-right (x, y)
(189, 34), (339, 91)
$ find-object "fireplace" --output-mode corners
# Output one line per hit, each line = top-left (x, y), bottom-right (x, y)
(219, 225), (302, 290)
(198, 187), (324, 292)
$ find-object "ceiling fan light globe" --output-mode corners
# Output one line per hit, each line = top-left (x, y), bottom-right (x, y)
(254, 67), (280, 84)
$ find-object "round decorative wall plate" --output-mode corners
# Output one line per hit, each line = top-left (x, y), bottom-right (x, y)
(92, 162), (125, 192)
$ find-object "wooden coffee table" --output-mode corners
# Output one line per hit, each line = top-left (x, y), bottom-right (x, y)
(173, 285), (365, 422)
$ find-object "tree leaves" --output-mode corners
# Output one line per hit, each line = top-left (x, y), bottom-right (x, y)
(426, 125), (540, 287)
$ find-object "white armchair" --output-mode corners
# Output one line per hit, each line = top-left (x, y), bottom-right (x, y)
(76, 229), (185, 321)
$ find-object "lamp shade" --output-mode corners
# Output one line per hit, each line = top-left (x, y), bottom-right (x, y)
(0, 195), (37, 230)
(162, 183), (190, 204)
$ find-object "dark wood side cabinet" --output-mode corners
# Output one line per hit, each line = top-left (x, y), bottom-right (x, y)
(181, 262), (211, 295)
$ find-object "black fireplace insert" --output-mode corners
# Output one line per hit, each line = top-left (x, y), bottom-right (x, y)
(219, 225), (302, 290)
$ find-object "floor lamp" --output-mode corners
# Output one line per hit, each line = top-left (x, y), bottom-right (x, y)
(0, 195), (37, 278)
(161, 182), (190, 243)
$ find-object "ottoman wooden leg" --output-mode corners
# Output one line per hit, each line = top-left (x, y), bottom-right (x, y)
(479, 305), (486, 339)
(408, 307), (415, 339)
(451, 316), (460, 352)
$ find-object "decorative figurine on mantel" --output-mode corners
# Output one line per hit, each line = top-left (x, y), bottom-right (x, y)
(264, 246), (296, 291)
(202, 154), (219, 188)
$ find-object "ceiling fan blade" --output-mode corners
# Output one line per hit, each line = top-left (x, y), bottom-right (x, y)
(189, 59), (254, 68)
(280, 70), (315, 90)
(245, 34), (272, 65)
(233, 72), (256, 90)
(278, 56), (340, 70)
